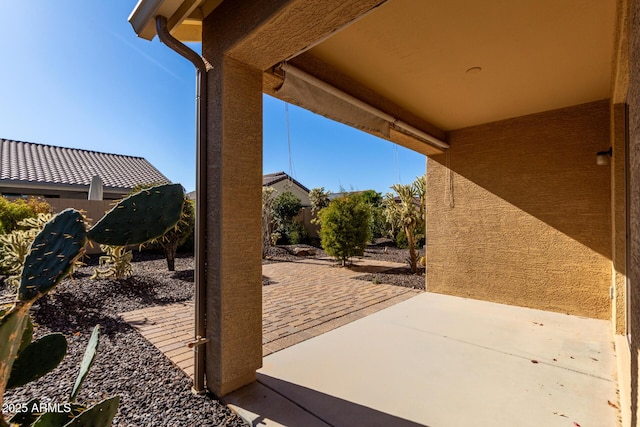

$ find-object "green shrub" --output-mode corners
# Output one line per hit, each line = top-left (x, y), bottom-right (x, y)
(369, 205), (388, 239)
(272, 191), (302, 244)
(318, 195), (371, 266)
(272, 191), (302, 233)
(289, 221), (310, 245)
(0, 197), (50, 234)
(395, 229), (409, 249)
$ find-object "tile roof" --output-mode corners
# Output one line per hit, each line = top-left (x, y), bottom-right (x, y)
(0, 139), (170, 190)
(262, 171), (310, 192)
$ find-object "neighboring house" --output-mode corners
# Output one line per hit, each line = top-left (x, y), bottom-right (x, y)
(187, 171), (311, 206)
(0, 139), (170, 200)
(189, 172), (316, 236)
(262, 171), (310, 206)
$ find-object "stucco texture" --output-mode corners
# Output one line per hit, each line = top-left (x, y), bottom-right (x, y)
(627, 0), (640, 422)
(426, 100), (611, 319)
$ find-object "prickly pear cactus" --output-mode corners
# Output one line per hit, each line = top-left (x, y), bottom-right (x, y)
(0, 305), (31, 410)
(64, 396), (120, 427)
(1, 184), (186, 426)
(7, 333), (67, 389)
(18, 209), (87, 301)
(87, 183), (184, 246)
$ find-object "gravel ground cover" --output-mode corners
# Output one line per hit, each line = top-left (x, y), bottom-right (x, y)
(2, 243), (423, 425)
(2, 252), (247, 427)
(264, 244), (426, 290)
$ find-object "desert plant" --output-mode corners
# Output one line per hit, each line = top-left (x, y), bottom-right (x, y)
(0, 183), (184, 426)
(353, 190), (387, 240)
(289, 221), (309, 245)
(385, 176), (426, 273)
(357, 189), (383, 206)
(0, 231), (32, 289)
(127, 184), (193, 271)
(0, 214), (53, 287)
(369, 205), (388, 239)
(23, 197), (51, 216)
(318, 195), (371, 266)
(0, 199), (34, 235)
(308, 187), (330, 225)
(270, 231), (282, 246)
(0, 197), (51, 235)
(272, 191), (302, 243)
(150, 198), (194, 271)
(262, 187), (276, 258)
(91, 245), (133, 280)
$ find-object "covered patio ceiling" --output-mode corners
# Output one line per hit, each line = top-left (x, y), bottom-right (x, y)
(130, 0), (616, 139)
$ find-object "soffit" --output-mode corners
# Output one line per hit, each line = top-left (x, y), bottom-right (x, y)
(307, 0), (616, 131)
(129, 0), (222, 41)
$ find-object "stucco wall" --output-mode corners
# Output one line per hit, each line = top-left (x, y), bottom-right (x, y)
(268, 180), (311, 207)
(627, 0), (640, 422)
(47, 199), (115, 254)
(426, 100), (611, 319)
(612, 102), (628, 334)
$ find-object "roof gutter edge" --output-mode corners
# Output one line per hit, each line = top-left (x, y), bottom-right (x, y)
(129, 0), (164, 40)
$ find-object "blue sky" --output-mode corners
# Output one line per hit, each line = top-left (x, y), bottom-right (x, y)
(0, 2), (426, 194)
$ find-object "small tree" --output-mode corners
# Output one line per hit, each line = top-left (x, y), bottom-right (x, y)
(272, 191), (302, 243)
(308, 187), (330, 224)
(318, 195), (371, 266)
(385, 176), (426, 273)
(358, 189), (382, 206)
(262, 186), (276, 258)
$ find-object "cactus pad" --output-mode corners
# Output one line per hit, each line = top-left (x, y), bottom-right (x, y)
(0, 304), (30, 409)
(63, 396), (120, 427)
(7, 333), (67, 389)
(87, 183), (184, 246)
(8, 398), (40, 425)
(32, 411), (74, 426)
(19, 209), (87, 302)
(17, 314), (34, 355)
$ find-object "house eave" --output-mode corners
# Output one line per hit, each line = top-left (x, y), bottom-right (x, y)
(129, 0), (164, 40)
(0, 181), (134, 194)
(128, 0), (222, 42)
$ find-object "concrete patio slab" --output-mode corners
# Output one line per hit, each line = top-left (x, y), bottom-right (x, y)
(226, 292), (619, 427)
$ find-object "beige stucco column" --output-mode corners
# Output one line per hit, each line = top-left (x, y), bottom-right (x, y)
(199, 0), (387, 396)
(200, 52), (263, 396)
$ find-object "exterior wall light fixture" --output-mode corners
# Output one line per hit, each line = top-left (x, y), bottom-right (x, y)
(596, 147), (612, 165)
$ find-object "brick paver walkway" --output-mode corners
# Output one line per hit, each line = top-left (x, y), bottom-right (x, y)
(120, 257), (422, 379)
